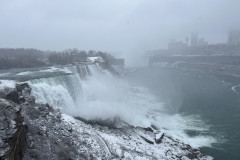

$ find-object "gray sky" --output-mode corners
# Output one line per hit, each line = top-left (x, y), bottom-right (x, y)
(1, 0), (240, 59)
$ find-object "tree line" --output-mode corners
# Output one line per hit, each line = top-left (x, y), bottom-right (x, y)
(0, 48), (119, 69)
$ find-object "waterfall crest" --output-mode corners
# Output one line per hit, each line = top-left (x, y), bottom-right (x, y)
(29, 63), (103, 115)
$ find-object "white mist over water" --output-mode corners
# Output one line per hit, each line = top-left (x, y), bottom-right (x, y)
(28, 63), (216, 148)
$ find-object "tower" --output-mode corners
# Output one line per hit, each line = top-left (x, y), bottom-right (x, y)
(191, 32), (198, 47)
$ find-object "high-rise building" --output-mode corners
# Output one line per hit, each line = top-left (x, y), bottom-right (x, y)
(228, 30), (240, 45)
(191, 32), (198, 47)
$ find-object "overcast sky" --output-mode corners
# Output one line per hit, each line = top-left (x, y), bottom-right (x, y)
(0, 0), (240, 60)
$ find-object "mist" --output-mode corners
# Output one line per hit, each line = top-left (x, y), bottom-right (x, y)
(1, 0), (240, 65)
(1, 1), (240, 159)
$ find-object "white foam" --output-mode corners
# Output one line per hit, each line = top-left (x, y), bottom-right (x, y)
(0, 72), (10, 77)
(16, 71), (33, 75)
(29, 64), (216, 148)
(231, 85), (240, 94)
(0, 80), (16, 90)
(29, 82), (77, 112)
(39, 67), (72, 74)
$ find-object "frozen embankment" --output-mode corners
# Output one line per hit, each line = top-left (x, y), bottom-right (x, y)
(0, 80), (214, 160)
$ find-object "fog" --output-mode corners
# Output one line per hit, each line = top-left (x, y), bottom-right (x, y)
(1, 1), (240, 158)
(27, 64), (214, 148)
(1, 0), (240, 65)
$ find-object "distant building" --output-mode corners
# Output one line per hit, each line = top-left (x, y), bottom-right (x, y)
(198, 38), (208, 46)
(168, 40), (187, 50)
(228, 30), (240, 45)
(191, 32), (198, 47)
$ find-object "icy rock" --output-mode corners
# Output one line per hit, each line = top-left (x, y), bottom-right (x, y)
(0, 98), (27, 160)
(155, 132), (165, 144)
(116, 148), (123, 157)
(0, 80), (214, 160)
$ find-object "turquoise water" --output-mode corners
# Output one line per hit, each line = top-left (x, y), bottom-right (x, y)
(1, 65), (240, 159)
(126, 67), (240, 160)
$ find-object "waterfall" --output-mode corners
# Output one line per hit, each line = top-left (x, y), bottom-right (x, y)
(28, 63), (102, 115)
(27, 63), (216, 148)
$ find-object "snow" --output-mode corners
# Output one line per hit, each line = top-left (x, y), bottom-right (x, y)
(0, 80), (16, 90)
(61, 113), (214, 160)
(87, 56), (104, 63)
(156, 132), (163, 140)
(0, 74), (214, 160)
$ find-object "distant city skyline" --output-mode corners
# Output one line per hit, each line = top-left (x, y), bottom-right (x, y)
(0, 0), (240, 65)
(168, 30), (240, 50)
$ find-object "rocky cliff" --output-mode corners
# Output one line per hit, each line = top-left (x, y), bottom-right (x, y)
(0, 80), (214, 160)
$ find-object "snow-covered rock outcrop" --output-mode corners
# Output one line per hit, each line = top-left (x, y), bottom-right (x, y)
(0, 80), (214, 160)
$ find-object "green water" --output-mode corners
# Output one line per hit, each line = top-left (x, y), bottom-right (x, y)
(126, 67), (240, 160)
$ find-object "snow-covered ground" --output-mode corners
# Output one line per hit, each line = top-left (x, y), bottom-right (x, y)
(62, 114), (213, 160)
(87, 56), (104, 63)
(0, 80), (214, 159)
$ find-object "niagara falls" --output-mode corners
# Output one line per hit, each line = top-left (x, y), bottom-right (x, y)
(1, 0), (240, 160)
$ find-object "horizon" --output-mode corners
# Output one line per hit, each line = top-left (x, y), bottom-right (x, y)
(1, 0), (240, 58)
